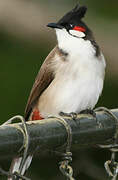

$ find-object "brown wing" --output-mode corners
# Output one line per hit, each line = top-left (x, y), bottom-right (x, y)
(24, 46), (57, 120)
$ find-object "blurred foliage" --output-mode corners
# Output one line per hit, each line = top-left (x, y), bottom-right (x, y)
(86, 0), (118, 19)
(0, 32), (48, 122)
(0, 0), (118, 180)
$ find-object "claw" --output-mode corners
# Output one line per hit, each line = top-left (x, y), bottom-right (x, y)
(69, 112), (78, 120)
(59, 112), (78, 120)
(59, 111), (68, 117)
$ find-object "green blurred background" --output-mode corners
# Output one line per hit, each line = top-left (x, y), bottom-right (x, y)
(0, 0), (118, 179)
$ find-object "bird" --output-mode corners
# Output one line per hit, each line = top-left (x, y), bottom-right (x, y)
(8, 4), (106, 179)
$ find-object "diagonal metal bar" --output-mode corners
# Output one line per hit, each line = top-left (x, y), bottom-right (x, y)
(0, 109), (118, 159)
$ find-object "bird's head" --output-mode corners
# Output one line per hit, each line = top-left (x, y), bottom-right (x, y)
(47, 4), (91, 39)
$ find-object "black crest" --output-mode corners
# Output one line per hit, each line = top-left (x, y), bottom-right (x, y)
(58, 4), (87, 25)
(72, 4), (87, 18)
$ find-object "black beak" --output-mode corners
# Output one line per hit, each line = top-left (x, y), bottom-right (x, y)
(47, 23), (63, 29)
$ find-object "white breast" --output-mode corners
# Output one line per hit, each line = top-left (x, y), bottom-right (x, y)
(38, 29), (106, 118)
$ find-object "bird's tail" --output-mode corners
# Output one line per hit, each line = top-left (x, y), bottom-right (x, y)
(8, 155), (32, 180)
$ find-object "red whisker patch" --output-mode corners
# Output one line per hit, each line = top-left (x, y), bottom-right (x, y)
(73, 26), (86, 32)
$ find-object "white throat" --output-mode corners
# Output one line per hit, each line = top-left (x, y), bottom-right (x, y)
(55, 28), (96, 58)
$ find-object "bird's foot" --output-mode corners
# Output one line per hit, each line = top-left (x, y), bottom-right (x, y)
(80, 109), (102, 128)
(59, 111), (78, 120)
(80, 109), (96, 118)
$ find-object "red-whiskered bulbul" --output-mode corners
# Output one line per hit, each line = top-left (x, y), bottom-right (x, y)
(8, 4), (106, 179)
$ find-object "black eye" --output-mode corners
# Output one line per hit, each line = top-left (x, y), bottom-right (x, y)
(70, 24), (74, 28)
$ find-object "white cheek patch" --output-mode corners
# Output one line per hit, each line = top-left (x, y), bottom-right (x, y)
(69, 30), (85, 38)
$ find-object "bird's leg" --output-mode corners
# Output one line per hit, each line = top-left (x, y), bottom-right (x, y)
(59, 112), (78, 120)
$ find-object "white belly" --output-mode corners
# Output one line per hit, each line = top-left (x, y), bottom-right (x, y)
(37, 54), (105, 118)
